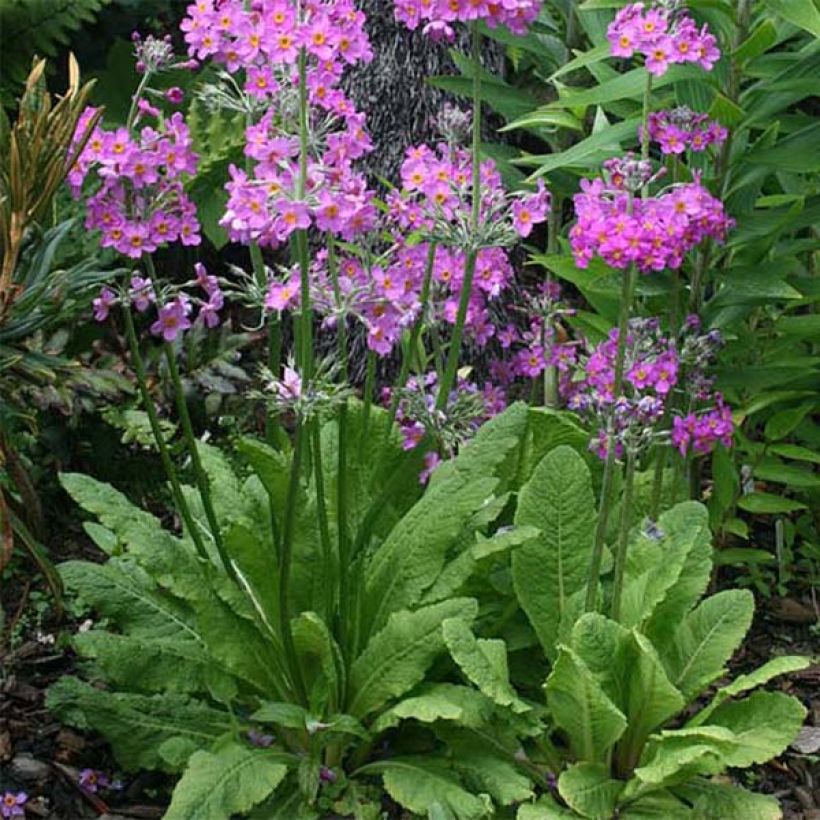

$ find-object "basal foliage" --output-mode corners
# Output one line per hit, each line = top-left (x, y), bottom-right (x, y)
(49, 407), (807, 817)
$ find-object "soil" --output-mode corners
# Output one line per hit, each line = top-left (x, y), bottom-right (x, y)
(1, 536), (818, 819)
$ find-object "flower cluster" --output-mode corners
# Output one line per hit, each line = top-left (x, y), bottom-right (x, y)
(69, 108), (200, 258)
(570, 156), (732, 273)
(92, 263), (224, 341)
(607, 1), (721, 76)
(565, 316), (732, 459)
(385, 371), (506, 481)
(182, 0), (372, 71)
(644, 107), (728, 154)
(1, 793), (26, 819)
(488, 281), (578, 384)
(394, 0), (543, 38)
(182, 0), (377, 249)
(388, 142), (550, 251)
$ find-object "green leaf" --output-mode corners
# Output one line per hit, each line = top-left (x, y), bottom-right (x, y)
(663, 590), (754, 700)
(46, 677), (230, 771)
(764, 404), (813, 440)
(768, 443), (820, 465)
(59, 560), (197, 640)
(620, 791), (691, 818)
(676, 781), (781, 819)
(558, 763), (624, 820)
(292, 611), (344, 710)
(348, 598), (478, 719)
(613, 632), (686, 770)
(737, 492), (807, 514)
(358, 757), (491, 820)
(517, 795), (576, 818)
(764, 0), (820, 38)
(692, 655), (810, 726)
(165, 743), (289, 820)
(363, 473), (497, 636)
(545, 646), (627, 762)
(73, 631), (220, 696)
(443, 619), (529, 713)
(753, 459), (820, 490)
(621, 502), (712, 632)
(632, 727), (739, 789)
(513, 446), (595, 660)
(734, 19), (778, 63)
(447, 737), (534, 806)
(558, 762), (623, 819)
(373, 683), (494, 733)
(707, 691), (807, 767)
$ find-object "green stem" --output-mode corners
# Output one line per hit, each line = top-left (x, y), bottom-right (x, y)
(584, 70), (653, 612)
(610, 450), (637, 622)
(311, 421), (334, 619)
(584, 264), (638, 611)
(121, 307), (208, 561)
(436, 22), (482, 410)
(649, 444), (667, 521)
(163, 344), (237, 582)
(279, 425), (309, 706)
(126, 70), (152, 131)
(362, 349), (376, 434)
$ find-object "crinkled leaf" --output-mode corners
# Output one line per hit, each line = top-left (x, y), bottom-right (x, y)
(691, 655), (810, 725)
(663, 590), (754, 700)
(676, 780), (781, 819)
(46, 677), (230, 771)
(545, 645), (627, 762)
(348, 598), (478, 719)
(513, 446), (595, 660)
(165, 742), (289, 820)
(358, 757), (491, 820)
(707, 691), (807, 767)
(558, 762), (623, 819)
(373, 684), (494, 733)
(443, 619), (529, 713)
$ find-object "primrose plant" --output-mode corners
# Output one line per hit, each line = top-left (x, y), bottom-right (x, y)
(46, 0), (810, 817)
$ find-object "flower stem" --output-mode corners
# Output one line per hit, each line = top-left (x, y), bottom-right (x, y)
(311, 421), (334, 619)
(610, 449), (637, 622)
(362, 349), (376, 434)
(436, 22), (482, 411)
(121, 307), (208, 561)
(163, 343), (237, 582)
(279, 425), (309, 706)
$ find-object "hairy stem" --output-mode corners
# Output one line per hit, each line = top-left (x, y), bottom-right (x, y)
(121, 307), (208, 561)
(610, 450), (637, 621)
(163, 344), (236, 582)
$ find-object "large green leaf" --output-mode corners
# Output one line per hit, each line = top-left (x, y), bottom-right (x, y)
(363, 474), (497, 636)
(348, 598), (478, 719)
(765, 0), (820, 38)
(46, 677), (230, 771)
(631, 727), (739, 790)
(675, 780), (781, 819)
(358, 757), (491, 820)
(621, 502), (712, 631)
(706, 691), (807, 767)
(558, 762), (623, 819)
(517, 796), (576, 818)
(663, 590), (754, 700)
(513, 446), (596, 660)
(443, 619), (529, 713)
(545, 646), (627, 762)
(690, 655), (810, 725)
(59, 559), (196, 640)
(164, 743), (289, 820)
(372, 683), (494, 733)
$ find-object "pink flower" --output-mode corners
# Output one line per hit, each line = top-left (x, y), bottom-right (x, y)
(93, 287), (117, 322)
(150, 298), (191, 342)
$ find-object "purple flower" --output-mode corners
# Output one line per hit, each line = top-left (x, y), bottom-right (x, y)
(150, 297), (191, 342)
(1, 792), (27, 819)
(128, 275), (155, 312)
(247, 728), (275, 748)
(93, 287), (117, 322)
(79, 768), (110, 793)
